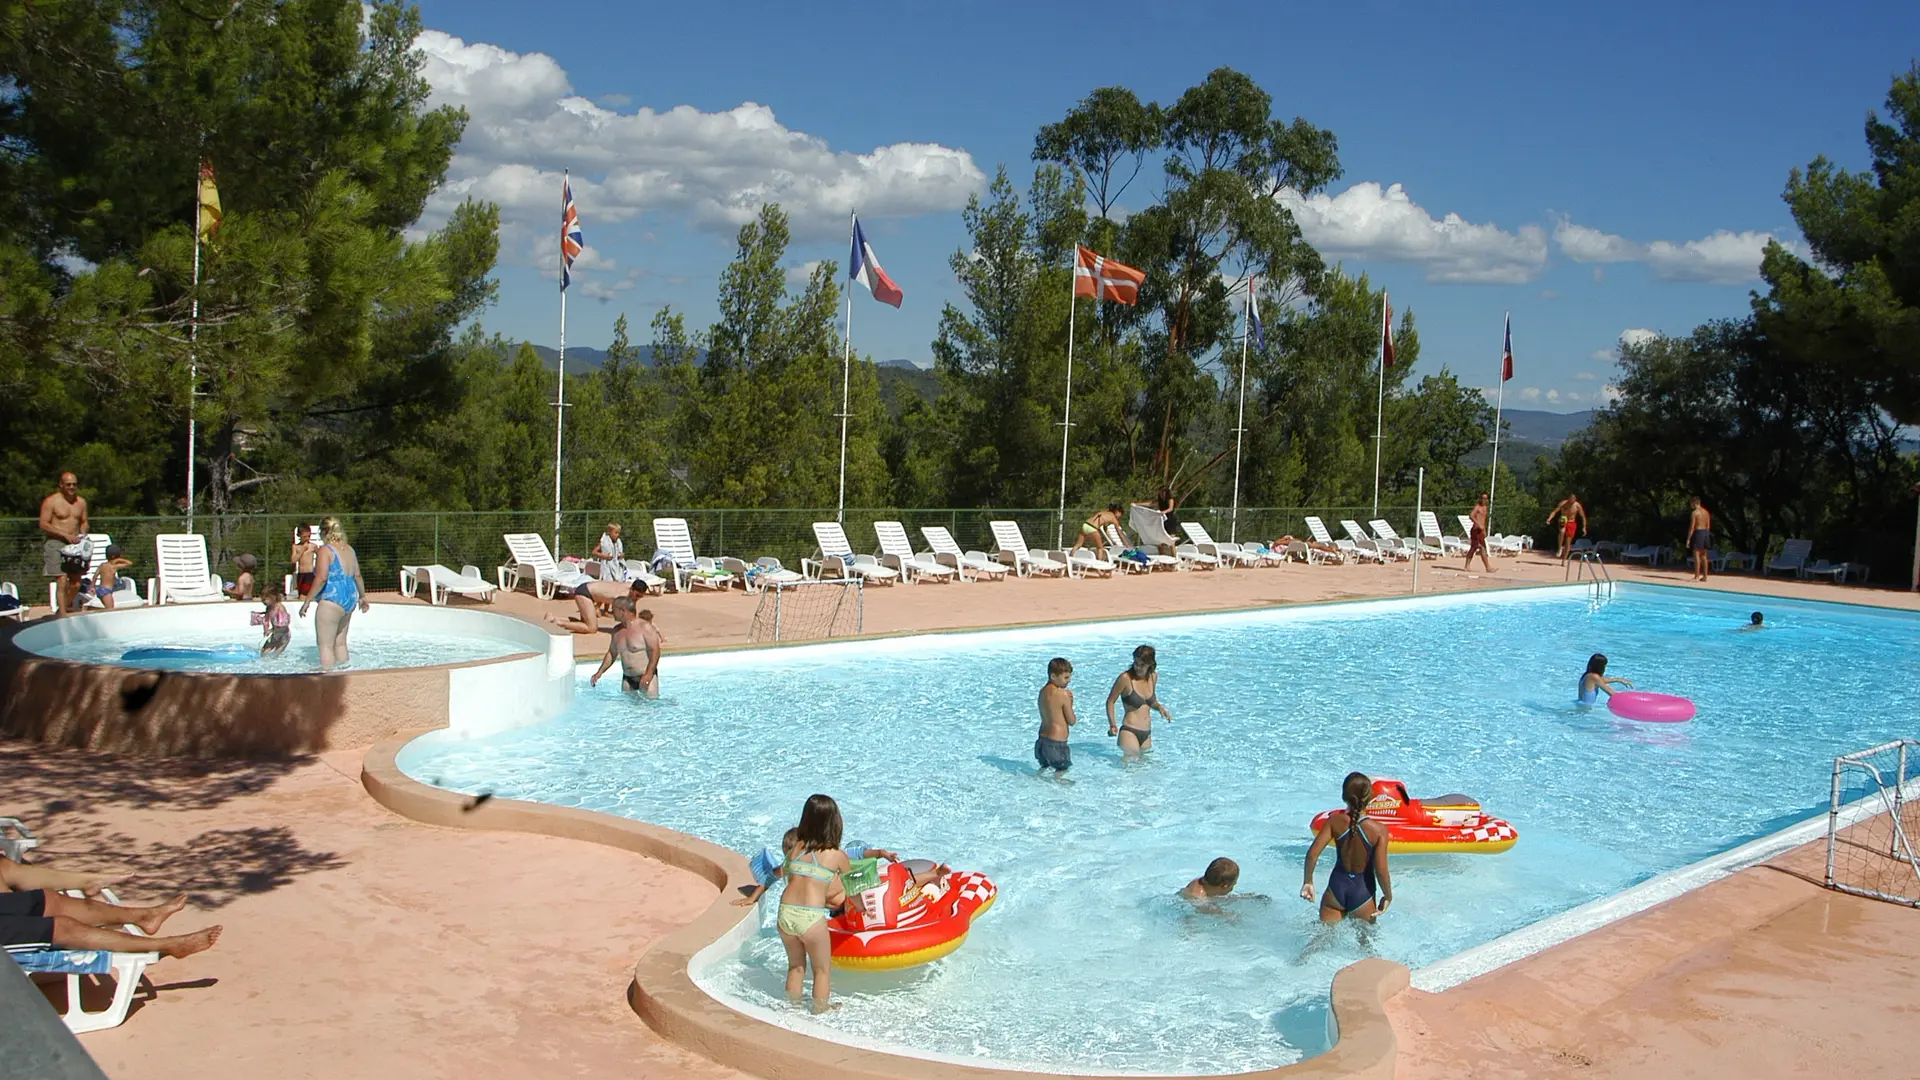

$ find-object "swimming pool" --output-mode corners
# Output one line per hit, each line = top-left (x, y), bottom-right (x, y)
(36, 625), (525, 673)
(398, 584), (1920, 1075)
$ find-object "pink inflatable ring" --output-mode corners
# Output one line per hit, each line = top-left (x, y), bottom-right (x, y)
(1608, 691), (1695, 723)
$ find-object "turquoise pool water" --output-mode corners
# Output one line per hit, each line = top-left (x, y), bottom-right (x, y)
(38, 627), (525, 673)
(398, 584), (1920, 1075)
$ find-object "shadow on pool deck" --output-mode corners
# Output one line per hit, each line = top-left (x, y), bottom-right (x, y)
(0, 740), (343, 908)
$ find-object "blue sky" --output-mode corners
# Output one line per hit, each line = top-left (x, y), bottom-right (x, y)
(409, 0), (1920, 412)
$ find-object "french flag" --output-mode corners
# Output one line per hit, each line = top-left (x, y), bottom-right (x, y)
(848, 216), (903, 308)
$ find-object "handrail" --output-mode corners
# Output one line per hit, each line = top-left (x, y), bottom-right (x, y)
(1567, 550), (1614, 601)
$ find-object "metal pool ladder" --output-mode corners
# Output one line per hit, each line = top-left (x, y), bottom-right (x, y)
(1567, 550), (1614, 604)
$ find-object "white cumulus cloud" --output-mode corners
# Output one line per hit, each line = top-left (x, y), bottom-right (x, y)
(1553, 220), (1791, 284)
(1619, 327), (1660, 349)
(785, 259), (827, 287)
(1276, 181), (1549, 285)
(411, 28), (986, 247)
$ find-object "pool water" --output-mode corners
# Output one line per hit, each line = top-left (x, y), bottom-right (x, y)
(40, 627), (528, 673)
(399, 585), (1920, 1075)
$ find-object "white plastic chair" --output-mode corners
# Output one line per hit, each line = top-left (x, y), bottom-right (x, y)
(873, 522), (956, 583)
(806, 521), (901, 584)
(919, 526), (1008, 581)
(152, 534), (227, 604)
(987, 521), (1069, 578)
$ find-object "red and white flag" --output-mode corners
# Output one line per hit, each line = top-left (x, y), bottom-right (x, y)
(848, 216), (903, 307)
(1380, 293), (1395, 369)
(1500, 313), (1514, 382)
(1074, 245), (1144, 304)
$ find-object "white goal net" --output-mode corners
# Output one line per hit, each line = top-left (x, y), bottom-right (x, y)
(748, 578), (864, 643)
(1825, 738), (1920, 907)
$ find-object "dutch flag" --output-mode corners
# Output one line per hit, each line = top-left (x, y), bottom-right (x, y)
(848, 216), (903, 308)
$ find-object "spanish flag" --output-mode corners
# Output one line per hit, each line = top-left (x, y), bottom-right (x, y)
(197, 160), (222, 240)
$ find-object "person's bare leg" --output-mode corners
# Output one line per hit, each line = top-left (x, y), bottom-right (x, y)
(100, 590), (116, 610)
(779, 931), (807, 1001)
(315, 601), (344, 670)
(801, 922), (836, 1012)
(42, 891), (186, 935)
(50, 915), (222, 959)
(0, 858), (117, 897)
(333, 606), (353, 666)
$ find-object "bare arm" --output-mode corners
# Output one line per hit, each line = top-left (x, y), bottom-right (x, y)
(0, 856), (113, 896)
(1105, 674), (1126, 734)
(644, 632), (664, 681)
(1300, 822), (1334, 901)
(75, 497), (88, 538)
(350, 547), (370, 612)
(1063, 688), (1078, 729)
(590, 638), (619, 686)
(1372, 823), (1392, 912)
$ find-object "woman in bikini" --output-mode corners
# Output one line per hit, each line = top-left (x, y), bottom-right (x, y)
(1106, 644), (1172, 757)
(1300, 772), (1393, 923)
(772, 794), (850, 1013)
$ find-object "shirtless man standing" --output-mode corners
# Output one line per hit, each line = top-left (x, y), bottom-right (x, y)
(1464, 492), (1493, 573)
(591, 598), (663, 697)
(1546, 493), (1587, 560)
(1687, 497), (1713, 581)
(39, 471), (88, 615)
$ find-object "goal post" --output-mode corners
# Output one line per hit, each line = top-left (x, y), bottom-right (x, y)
(748, 578), (864, 643)
(1825, 738), (1920, 908)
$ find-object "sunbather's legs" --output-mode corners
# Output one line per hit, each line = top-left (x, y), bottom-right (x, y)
(0, 856), (114, 896)
(42, 890), (187, 935)
(50, 915), (222, 958)
(544, 593), (602, 634)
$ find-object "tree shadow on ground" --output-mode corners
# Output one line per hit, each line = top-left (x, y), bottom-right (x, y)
(0, 738), (346, 907)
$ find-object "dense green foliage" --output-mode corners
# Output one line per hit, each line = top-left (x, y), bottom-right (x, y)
(1546, 67), (1920, 574)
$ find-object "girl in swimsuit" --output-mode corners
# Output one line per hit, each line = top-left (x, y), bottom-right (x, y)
(1106, 644), (1172, 757)
(298, 516), (371, 672)
(773, 794), (850, 1013)
(1577, 653), (1631, 705)
(1301, 772), (1393, 924)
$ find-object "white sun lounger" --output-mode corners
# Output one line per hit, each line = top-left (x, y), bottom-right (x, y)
(1128, 504), (1218, 569)
(988, 521), (1069, 577)
(0, 583), (21, 621)
(1764, 538), (1814, 578)
(1180, 522), (1265, 566)
(4, 826), (157, 1035)
(1340, 520), (1399, 561)
(1416, 512), (1467, 555)
(720, 556), (805, 593)
(873, 521), (956, 583)
(399, 564), (498, 605)
(1061, 543), (1118, 578)
(1302, 517), (1356, 565)
(1619, 543), (1666, 567)
(1372, 519), (1439, 559)
(650, 518), (733, 592)
(920, 526), (1007, 581)
(498, 533), (595, 599)
(152, 534), (228, 604)
(1103, 523), (1175, 572)
(805, 522), (900, 585)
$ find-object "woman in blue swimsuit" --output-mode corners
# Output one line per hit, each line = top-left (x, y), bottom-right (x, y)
(1106, 644), (1172, 756)
(1301, 772), (1393, 924)
(298, 516), (370, 671)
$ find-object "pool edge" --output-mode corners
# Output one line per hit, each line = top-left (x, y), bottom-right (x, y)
(360, 732), (1410, 1080)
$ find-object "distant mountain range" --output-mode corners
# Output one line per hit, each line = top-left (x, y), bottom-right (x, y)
(524, 347), (1598, 441)
(1498, 409), (1595, 447)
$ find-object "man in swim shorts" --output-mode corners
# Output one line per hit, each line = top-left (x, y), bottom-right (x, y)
(1035, 657), (1077, 776)
(39, 470), (88, 616)
(1688, 496), (1713, 581)
(1070, 505), (1124, 561)
(1464, 492), (1492, 573)
(1546, 493), (1586, 560)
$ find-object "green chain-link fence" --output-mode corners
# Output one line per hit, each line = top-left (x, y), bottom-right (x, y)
(1, 504), (1488, 595)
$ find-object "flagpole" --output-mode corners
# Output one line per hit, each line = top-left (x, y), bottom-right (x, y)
(1056, 253), (1078, 550)
(187, 159), (201, 533)
(1229, 278), (1250, 544)
(837, 212), (855, 524)
(1371, 294), (1388, 518)
(552, 170), (569, 559)
(1488, 311), (1509, 532)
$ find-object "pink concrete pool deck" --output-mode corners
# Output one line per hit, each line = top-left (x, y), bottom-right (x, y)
(6, 551), (1918, 1079)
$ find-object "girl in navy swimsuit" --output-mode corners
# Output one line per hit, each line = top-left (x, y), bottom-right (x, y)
(1301, 772), (1393, 924)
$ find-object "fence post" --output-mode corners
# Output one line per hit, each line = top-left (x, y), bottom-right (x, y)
(433, 513), (441, 567)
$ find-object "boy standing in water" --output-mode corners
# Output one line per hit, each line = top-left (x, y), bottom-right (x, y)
(290, 525), (321, 599)
(1035, 657), (1077, 777)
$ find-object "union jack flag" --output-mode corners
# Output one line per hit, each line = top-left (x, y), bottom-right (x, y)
(561, 173), (583, 291)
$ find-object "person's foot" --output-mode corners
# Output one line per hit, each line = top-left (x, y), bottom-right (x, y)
(155, 925), (221, 959)
(810, 999), (840, 1014)
(135, 894), (188, 934)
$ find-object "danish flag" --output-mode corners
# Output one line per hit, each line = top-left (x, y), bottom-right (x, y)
(1073, 246), (1144, 305)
